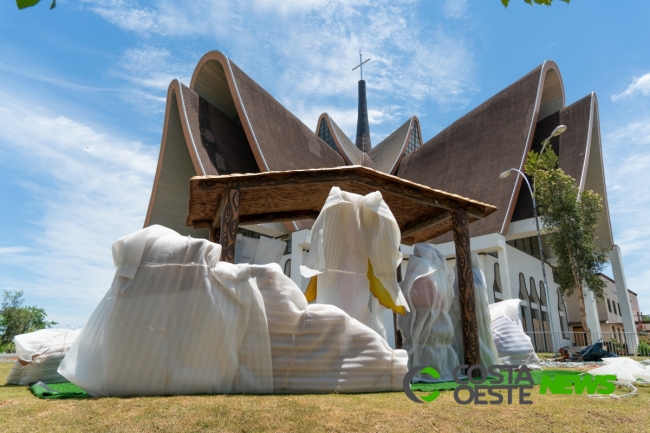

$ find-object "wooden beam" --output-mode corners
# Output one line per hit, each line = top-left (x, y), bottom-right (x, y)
(400, 210), (451, 239)
(211, 210), (321, 228)
(452, 209), (481, 375)
(217, 179), (240, 263)
(196, 168), (486, 213)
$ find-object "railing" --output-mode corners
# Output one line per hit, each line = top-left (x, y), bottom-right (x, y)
(523, 331), (650, 361)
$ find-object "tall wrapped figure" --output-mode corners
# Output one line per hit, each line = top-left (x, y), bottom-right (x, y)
(397, 243), (458, 382)
(300, 187), (409, 340)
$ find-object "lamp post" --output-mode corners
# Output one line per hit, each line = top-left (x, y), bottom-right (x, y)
(500, 124), (567, 352)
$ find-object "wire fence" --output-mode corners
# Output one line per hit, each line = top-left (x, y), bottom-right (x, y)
(526, 331), (650, 360)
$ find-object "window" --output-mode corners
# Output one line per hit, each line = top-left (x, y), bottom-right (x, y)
(528, 276), (543, 351)
(617, 303), (622, 317)
(283, 259), (291, 277)
(539, 281), (547, 307)
(519, 273), (530, 333)
(530, 277), (540, 306)
(507, 236), (541, 260)
(519, 273), (529, 302)
(404, 121), (421, 154)
(493, 263), (503, 302)
(558, 292), (569, 339)
(317, 118), (339, 153)
(607, 298), (612, 313)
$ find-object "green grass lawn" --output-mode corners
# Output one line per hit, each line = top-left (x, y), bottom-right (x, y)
(1, 363), (649, 433)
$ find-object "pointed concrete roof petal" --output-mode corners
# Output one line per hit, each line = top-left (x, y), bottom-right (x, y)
(397, 61), (565, 242)
(316, 113), (375, 169)
(190, 51), (346, 172)
(368, 117), (421, 174)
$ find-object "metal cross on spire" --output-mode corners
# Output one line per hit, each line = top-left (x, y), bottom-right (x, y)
(352, 51), (371, 80)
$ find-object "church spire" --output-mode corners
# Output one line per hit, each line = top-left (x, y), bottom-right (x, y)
(352, 52), (371, 152)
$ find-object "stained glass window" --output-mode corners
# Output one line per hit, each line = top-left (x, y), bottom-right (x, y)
(405, 121), (421, 154)
(318, 118), (339, 153)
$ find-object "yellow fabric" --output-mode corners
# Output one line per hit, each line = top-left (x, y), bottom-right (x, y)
(367, 260), (406, 315)
(304, 276), (317, 302)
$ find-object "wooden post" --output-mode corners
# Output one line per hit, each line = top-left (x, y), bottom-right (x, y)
(218, 180), (241, 263)
(394, 258), (403, 349)
(451, 209), (481, 373)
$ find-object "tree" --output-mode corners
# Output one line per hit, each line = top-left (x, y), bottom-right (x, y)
(524, 147), (608, 346)
(0, 290), (57, 353)
(501, 0), (570, 6)
(16, 0), (55, 10)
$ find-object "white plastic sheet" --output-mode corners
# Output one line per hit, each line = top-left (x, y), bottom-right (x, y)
(59, 226), (407, 395)
(59, 225), (273, 396)
(397, 244), (458, 382)
(6, 328), (81, 385)
(253, 264), (408, 393)
(588, 357), (650, 383)
(234, 234), (286, 265)
(300, 187), (408, 340)
(489, 299), (541, 369)
(449, 255), (499, 368)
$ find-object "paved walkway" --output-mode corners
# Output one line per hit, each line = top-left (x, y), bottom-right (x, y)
(0, 354), (17, 363)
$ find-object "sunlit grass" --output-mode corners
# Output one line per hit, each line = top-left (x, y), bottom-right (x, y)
(1, 363), (648, 433)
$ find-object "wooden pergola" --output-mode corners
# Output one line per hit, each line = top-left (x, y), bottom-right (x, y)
(186, 165), (497, 369)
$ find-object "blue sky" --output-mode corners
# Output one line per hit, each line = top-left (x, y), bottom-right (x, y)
(1, 0), (649, 326)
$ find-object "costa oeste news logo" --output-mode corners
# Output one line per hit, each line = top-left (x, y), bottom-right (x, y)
(403, 364), (617, 405)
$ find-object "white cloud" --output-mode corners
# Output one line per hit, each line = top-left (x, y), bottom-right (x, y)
(442, 0), (468, 18)
(0, 90), (157, 325)
(611, 73), (650, 101)
(603, 117), (650, 313)
(110, 46), (193, 114)
(0, 247), (30, 255)
(87, 0), (476, 119)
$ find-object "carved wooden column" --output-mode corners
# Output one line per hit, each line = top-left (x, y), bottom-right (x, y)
(451, 208), (481, 372)
(394, 259), (403, 349)
(217, 179), (241, 263)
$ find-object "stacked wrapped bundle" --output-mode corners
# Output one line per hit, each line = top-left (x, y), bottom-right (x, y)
(254, 265), (408, 393)
(489, 299), (541, 369)
(6, 328), (82, 385)
(59, 225), (407, 396)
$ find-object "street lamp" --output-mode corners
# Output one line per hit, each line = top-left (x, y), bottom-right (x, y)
(540, 125), (567, 154)
(500, 124), (567, 353)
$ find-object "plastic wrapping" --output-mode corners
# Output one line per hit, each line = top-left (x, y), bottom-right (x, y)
(59, 225), (273, 396)
(588, 357), (650, 383)
(5, 328), (81, 385)
(300, 187), (407, 340)
(253, 264), (408, 393)
(449, 255), (499, 368)
(489, 299), (541, 369)
(59, 226), (407, 396)
(234, 234), (286, 265)
(397, 244), (458, 381)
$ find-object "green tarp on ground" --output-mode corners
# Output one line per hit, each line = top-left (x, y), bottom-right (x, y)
(29, 381), (90, 399)
(409, 369), (578, 392)
(27, 369), (579, 398)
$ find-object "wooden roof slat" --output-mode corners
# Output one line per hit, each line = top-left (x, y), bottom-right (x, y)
(187, 165), (497, 245)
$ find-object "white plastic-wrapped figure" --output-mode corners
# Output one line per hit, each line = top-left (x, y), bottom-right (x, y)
(397, 243), (458, 382)
(59, 225), (407, 396)
(300, 187), (408, 340)
(449, 254), (500, 368)
(489, 299), (541, 369)
(6, 328), (81, 385)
